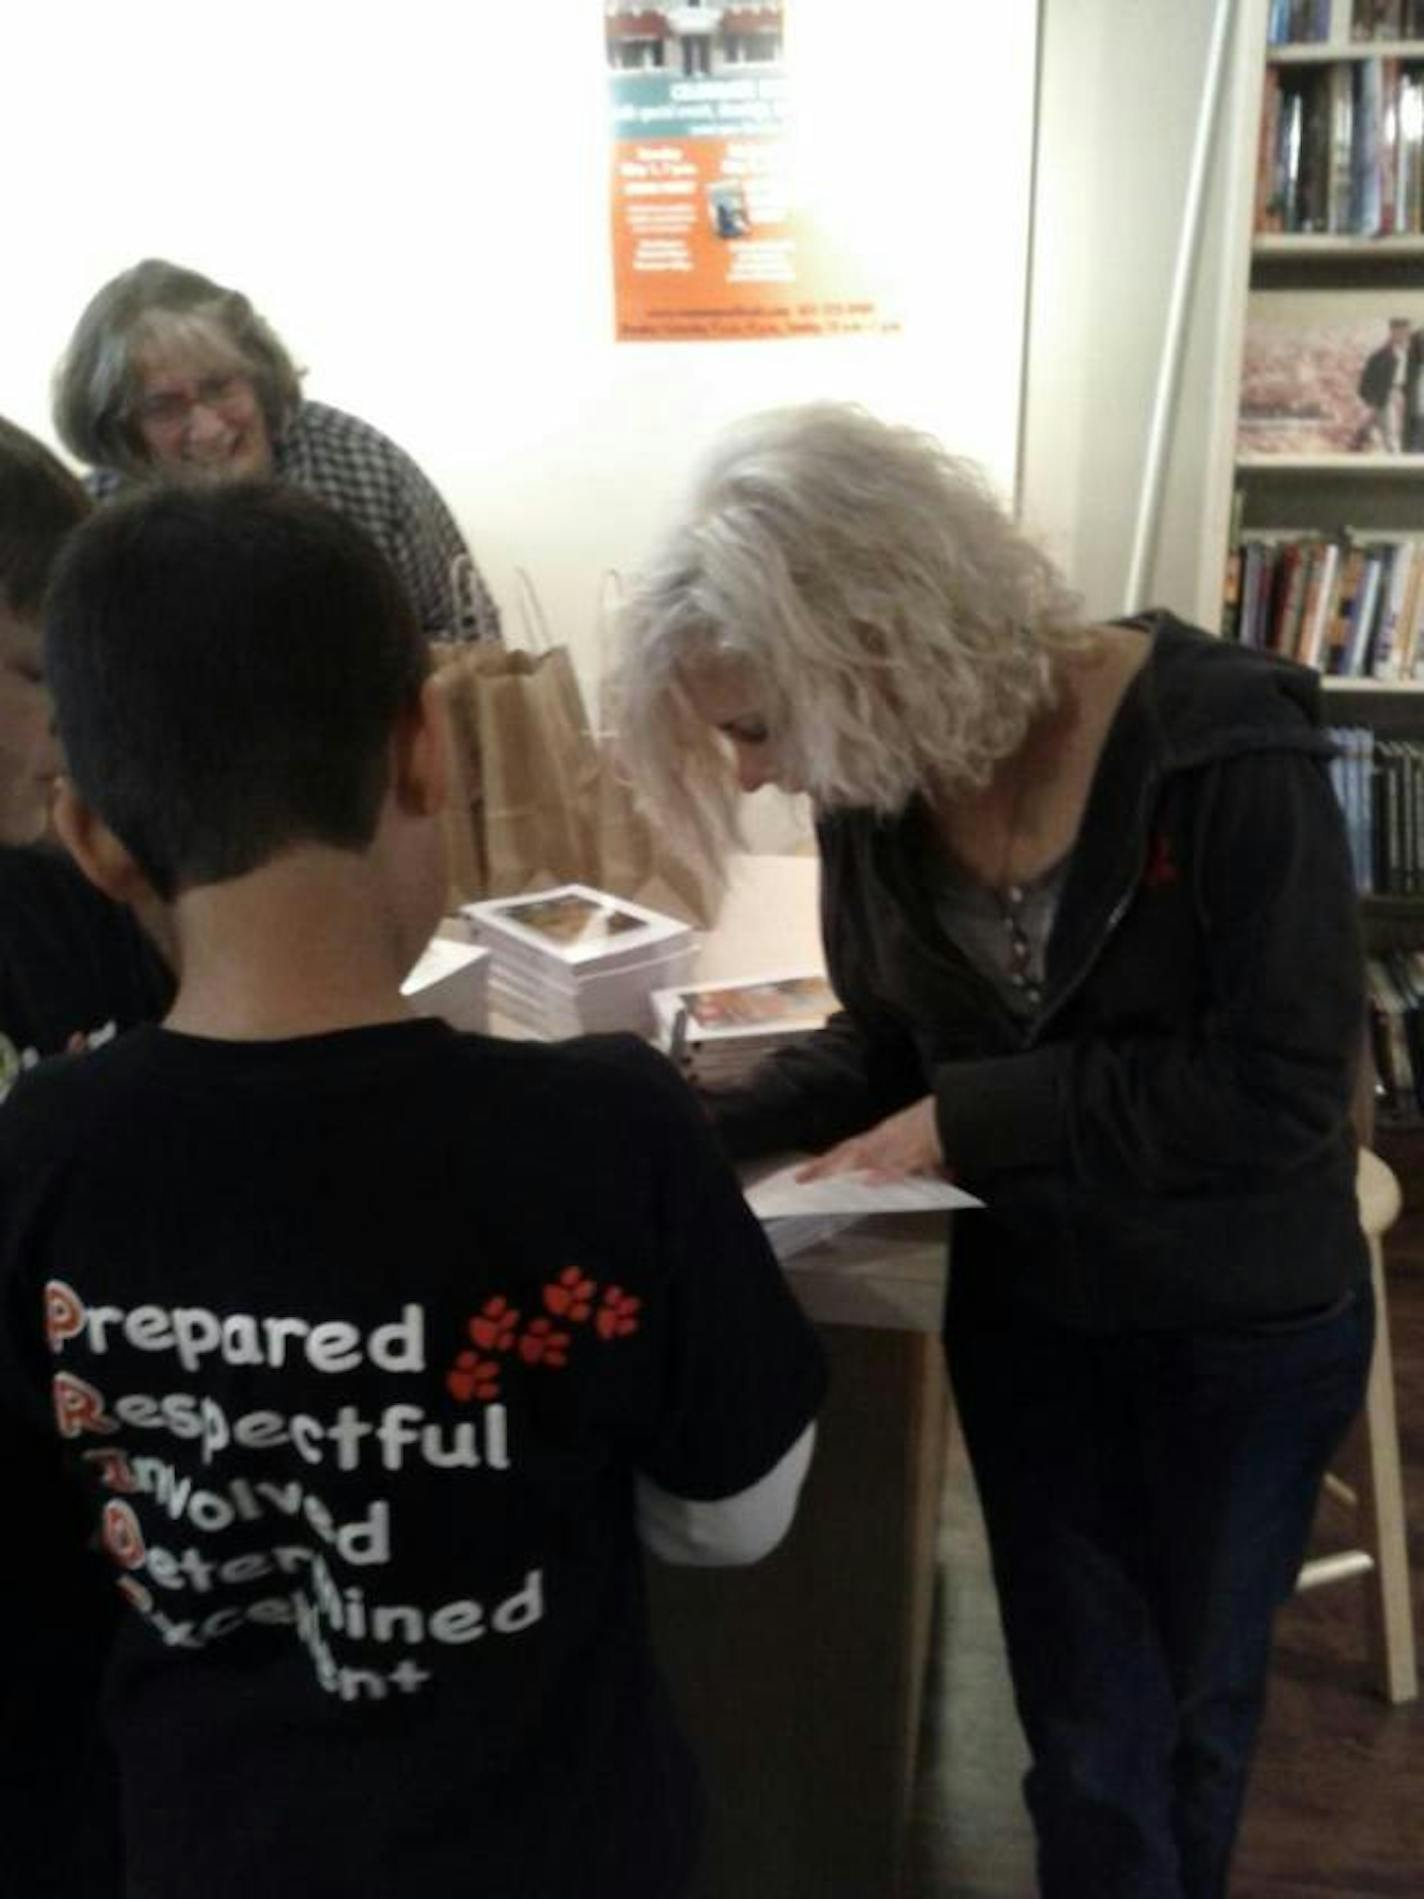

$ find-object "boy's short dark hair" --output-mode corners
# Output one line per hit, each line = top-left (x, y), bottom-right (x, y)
(0, 416), (91, 615)
(44, 482), (428, 899)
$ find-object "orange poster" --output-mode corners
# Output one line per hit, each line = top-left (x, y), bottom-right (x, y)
(605, 4), (900, 342)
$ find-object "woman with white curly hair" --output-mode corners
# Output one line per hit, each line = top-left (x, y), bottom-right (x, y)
(615, 402), (1373, 1899)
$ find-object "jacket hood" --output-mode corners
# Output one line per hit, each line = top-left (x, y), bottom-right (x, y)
(1127, 611), (1330, 776)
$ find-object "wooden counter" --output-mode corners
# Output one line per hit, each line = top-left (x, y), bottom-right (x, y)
(644, 855), (952, 1899)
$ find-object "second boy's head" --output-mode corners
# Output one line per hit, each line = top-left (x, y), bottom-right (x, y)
(44, 481), (438, 914)
(0, 417), (91, 845)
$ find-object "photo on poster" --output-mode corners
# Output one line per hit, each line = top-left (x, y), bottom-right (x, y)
(1239, 289), (1424, 456)
(707, 180), (752, 240)
(604, 1), (785, 74)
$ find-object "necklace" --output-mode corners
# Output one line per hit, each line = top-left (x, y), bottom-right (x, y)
(992, 749), (1044, 1011)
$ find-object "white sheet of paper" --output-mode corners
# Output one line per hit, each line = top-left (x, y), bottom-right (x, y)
(744, 1162), (983, 1220)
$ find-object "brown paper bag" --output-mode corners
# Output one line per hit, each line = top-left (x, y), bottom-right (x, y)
(589, 572), (725, 929)
(429, 620), (601, 905)
(430, 643), (486, 902)
(478, 644), (599, 896)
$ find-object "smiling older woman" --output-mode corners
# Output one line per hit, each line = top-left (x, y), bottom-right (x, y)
(52, 259), (500, 639)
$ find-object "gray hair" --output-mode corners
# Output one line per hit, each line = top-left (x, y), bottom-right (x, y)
(52, 260), (304, 477)
(612, 402), (1084, 863)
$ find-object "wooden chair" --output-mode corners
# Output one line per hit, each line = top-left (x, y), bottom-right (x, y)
(1295, 1148), (1418, 1704)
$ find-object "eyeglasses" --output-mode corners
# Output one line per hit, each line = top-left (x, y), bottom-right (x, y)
(133, 373), (250, 431)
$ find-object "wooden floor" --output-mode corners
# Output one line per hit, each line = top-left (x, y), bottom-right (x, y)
(903, 1132), (1424, 1899)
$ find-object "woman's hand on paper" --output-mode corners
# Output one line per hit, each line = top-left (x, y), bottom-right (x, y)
(794, 1096), (947, 1185)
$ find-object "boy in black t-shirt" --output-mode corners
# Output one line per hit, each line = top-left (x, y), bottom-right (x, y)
(0, 482), (826, 1899)
(0, 417), (173, 1100)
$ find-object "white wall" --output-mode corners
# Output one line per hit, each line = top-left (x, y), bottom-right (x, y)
(4, 0), (1037, 712)
(1020, 0), (1260, 626)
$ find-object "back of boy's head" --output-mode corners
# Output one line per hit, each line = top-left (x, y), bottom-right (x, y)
(44, 482), (428, 900)
(0, 416), (91, 616)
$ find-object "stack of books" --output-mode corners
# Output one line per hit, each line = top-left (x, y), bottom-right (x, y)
(652, 971), (836, 1087)
(460, 885), (695, 1038)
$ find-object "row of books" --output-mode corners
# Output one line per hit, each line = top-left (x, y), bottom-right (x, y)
(1224, 534), (1424, 677)
(1368, 951), (1424, 1119)
(1256, 58), (1424, 235)
(1267, 0), (1424, 43)
(1327, 726), (1424, 893)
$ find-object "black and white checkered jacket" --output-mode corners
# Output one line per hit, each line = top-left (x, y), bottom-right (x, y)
(91, 399), (501, 640)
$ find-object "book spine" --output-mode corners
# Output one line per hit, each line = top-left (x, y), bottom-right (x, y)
(1345, 547), (1386, 674)
(1330, 63), (1356, 233)
(1268, 70), (1291, 235)
(1380, 59), (1401, 236)
(1361, 60), (1385, 237)
(1271, 541), (1307, 652)
(1372, 541), (1411, 677)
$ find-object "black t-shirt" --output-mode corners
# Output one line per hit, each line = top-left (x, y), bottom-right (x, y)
(0, 1020), (826, 1899)
(0, 843), (174, 1100)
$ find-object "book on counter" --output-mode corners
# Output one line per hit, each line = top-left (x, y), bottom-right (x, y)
(652, 970), (836, 1086)
(460, 884), (696, 1038)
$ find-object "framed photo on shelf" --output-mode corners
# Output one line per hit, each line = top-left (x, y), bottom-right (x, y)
(1239, 289), (1424, 455)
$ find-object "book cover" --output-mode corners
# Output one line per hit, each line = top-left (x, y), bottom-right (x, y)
(1239, 289), (1424, 455)
(462, 884), (692, 970)
(654, 973), (835, 1045)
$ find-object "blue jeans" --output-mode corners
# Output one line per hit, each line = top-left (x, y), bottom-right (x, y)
(944, 1274), (1374, 1899)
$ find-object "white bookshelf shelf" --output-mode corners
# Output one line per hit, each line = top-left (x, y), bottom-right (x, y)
(1236, 454), (1424, 473)
(1321, 675), (1424, 689)
(1254, 234), (1424, 254)
(1266, 41), (1424, 62)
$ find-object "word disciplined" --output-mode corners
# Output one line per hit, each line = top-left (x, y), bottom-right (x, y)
(45, 1279), (426, 1375)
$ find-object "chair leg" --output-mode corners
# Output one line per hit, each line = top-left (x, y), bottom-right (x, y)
(1360, 1233), (1418, 1704)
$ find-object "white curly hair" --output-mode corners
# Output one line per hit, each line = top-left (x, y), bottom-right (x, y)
(612, 402), (1085, 863)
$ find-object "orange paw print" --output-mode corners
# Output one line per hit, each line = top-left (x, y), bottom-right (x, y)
(447, 1350), (502, 1402)
(596, 1287), (642, 1341)
(518, 1318), (571, 1367)
(468, 1296), (520, 1353)
(543, 1267), (597, 1322)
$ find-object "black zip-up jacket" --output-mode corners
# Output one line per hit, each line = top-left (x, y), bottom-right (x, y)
(708, 615), (1370, 1332)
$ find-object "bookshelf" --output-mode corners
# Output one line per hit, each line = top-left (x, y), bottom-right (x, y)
(1207, 0), (1424, 1120)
